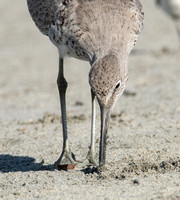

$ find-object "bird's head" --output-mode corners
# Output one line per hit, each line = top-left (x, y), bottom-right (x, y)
(89, 53), (128, 166)
(89, 53), (128, 110)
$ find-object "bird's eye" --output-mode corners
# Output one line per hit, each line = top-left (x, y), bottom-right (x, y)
(115, 80), (121, 90)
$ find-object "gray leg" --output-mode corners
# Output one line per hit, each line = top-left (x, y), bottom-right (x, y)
(55, 58), (76, 165)
(87, 90), (97, 166)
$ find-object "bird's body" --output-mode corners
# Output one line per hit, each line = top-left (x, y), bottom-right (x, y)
(27, 0), (144, 169)
(27, 0), (143, 60)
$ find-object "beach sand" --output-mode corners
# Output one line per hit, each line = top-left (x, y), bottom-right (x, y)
(0, 0), (180, 199)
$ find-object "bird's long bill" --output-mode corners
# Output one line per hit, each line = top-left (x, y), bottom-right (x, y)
(99, 105), (111, 167)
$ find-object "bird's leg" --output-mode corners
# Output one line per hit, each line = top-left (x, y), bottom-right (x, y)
(55, 58), (76, 166)
(86, 90), (97, 166)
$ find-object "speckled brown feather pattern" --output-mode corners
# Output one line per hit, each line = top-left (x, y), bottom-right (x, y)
(89, 54), (128, 107)
(27, 0), (62, 35)
(74, 0), (144, 59)
(27, 0), (144, 61)
(27, 0), (144, 107)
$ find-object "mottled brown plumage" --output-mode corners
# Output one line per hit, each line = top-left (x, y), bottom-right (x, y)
(27, 0), (143, 60)
(27, 0), (144, 168)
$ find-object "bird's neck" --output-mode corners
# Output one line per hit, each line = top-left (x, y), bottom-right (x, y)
(90, 50), (128, 67)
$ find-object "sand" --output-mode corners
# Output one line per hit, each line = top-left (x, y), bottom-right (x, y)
(0, 0), (180, 199)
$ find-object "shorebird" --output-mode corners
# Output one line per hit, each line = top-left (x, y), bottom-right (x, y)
(27, 0), (144, 169)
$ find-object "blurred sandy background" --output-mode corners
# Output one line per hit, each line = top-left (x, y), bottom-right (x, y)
(0, 0), (180, 199)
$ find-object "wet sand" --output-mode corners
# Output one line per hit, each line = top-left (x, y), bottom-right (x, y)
(0, 1), (180, 199)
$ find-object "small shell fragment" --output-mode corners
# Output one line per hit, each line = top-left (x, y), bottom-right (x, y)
(56, 164), (76, 171)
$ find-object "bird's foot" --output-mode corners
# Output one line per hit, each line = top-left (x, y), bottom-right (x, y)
(85, 150), (98, 166)
(96, 164), (107, 173)
(54, 147), (84, 170)
(54, 149), (77, 167)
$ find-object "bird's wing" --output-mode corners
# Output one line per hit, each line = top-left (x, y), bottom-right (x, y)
(28, 0), (144, 59)
(54, 0), (144, 58)
(27, 0), (62, 35)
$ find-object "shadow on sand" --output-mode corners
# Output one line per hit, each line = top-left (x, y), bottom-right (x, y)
(0, 154), (55, 173)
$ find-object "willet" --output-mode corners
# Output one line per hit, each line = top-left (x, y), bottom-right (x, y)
(27, 0), (144, 169)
